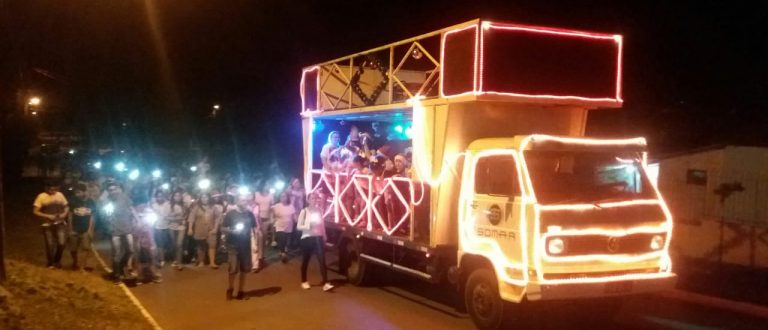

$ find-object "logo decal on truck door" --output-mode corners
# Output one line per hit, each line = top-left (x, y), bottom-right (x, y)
(487, 204), (502, 225)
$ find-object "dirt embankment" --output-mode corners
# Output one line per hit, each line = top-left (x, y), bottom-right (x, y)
(1, 180), (151, 329)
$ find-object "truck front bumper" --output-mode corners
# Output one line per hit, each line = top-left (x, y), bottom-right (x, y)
(523, 274), (677, 301)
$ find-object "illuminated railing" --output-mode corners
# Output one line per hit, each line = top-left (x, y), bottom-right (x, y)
(309, 169), (419, 238)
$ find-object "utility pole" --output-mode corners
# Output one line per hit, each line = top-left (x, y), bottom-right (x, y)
(0, 101), (7, 282)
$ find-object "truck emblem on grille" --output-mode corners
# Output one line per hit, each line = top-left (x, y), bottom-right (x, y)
(607, 237), (620, 252)
(487, 205), (502, 226)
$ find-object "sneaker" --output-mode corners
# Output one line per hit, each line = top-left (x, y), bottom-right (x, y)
(152, 276), (163, 283)
(226, 288), (233, 301)
(210, 264), (219, 269)
(171, 261), (179, 267)
(301, 282), (311, 290)
(323, 283), (334, 292)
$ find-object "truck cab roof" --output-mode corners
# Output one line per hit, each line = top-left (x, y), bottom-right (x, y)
(467, 135), (648, 152)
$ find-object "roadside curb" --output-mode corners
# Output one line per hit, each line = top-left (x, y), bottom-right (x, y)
(91, 245), (163, 330)
(659, 289), (768, 320)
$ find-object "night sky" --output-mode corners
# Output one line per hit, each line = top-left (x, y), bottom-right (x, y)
(1, 0), (766, 176)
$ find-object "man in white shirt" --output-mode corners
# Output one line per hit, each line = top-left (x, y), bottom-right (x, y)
(33, 181), (70, 269)
(254, 187), (274, 246)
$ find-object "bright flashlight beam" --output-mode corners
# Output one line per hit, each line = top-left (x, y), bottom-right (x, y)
(190, 166), (198, 172)
(94, 161), (102, 170)
(161, 183), (170, 190)
(198, 179), (211, 190)
(235, 223), (244, 232)
(115, 162), (126, 172)
(145, 212), (158, 225)
(152, 169), (162, 179)
(128, 169), (140, 181)
(238, 186), (250, 196)
(103, 203), (115, 215)
(274, 180), (285, 191)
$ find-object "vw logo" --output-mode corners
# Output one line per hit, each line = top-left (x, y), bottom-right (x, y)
(607, 237), (620, 253)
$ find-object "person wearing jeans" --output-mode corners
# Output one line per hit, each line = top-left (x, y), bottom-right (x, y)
(103, 182), (135, 280)
(296, 193), (333, 292)
(271, 192), (296, 263)
(151, 191), (171, 267)
(167, 191), (187, 270)
(33, 181), (69, 269)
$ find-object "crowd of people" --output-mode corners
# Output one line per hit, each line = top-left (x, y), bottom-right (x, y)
(31, 165), (335, 300)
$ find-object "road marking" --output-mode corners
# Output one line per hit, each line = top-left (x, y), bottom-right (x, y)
(90, 244), (163, 330)
(659, 289), (768, 320)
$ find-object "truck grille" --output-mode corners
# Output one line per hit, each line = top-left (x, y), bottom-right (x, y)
(550, 233), (662, 256)
(543, 268), (660, 280)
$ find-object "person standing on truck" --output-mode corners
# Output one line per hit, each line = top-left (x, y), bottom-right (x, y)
(222, 194), (259, 300)
(296, 192), (334, 292)
(33, 180), (70, 269)
(320, 131), (341, 170)
(272, 192), (296, 263)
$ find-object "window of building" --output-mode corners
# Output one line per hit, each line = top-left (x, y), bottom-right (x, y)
(686, 169), (707, 186)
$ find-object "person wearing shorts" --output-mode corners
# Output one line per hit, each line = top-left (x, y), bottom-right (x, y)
(68, 184), (95, 271)
(222, 195), (258, 300)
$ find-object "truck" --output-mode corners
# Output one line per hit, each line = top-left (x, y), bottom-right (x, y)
(298, 19), (676, 329)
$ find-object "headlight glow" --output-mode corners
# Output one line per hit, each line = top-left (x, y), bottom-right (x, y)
(650, 235), (664, 250)
(547, 238), (565, 255)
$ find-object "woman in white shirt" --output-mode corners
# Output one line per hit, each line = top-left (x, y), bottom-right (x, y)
(271, 192), (296, 263)
(296, 192), (333, 291)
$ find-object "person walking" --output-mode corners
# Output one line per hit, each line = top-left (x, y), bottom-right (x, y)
(33, 180), (70, 269)
(288, 178), (305, 250)
(132, 199), (162, 283)
(221, 194), (259, 300)
(271, 192), (296, 263)
(67, 184), (95, 271)
(187, 193), (221, 267)
(104, 182), (135, 281)
(254, 186), (274, 246)
(296, 193), (333, 291)
(150, 191), (171, 267)
(168, 190), (187, 270)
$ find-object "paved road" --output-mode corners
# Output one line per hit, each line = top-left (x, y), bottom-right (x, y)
(98, 244), (768, 330)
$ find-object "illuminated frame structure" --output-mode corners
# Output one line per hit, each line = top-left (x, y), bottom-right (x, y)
(300, 19), (623, 115)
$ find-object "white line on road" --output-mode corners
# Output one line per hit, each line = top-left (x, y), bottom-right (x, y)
(91, 244), (164, 330)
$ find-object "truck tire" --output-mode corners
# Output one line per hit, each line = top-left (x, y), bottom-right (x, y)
(465, 268), (505, 330)
(345, 243), (374, 286)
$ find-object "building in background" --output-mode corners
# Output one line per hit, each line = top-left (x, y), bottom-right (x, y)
(656, 145), (768, 269)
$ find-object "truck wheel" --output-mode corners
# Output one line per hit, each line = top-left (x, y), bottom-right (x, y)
(465, 268), (504, 330)
(345, 244), (373, 286)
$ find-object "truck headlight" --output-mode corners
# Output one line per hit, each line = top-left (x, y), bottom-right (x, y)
(547, 238), (565, 255)
(650, 235), (664, 250)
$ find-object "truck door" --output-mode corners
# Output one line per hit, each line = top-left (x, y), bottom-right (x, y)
(463, 151), (526, 281)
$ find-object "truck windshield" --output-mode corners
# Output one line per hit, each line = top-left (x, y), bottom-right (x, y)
(523, 150), (656, 205)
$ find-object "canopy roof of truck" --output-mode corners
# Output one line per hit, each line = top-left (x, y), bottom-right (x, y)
(468, 135), (647, 152)
(300, 19), (623, 118)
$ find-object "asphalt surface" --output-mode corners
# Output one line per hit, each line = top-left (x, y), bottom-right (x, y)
(93, 243), (768, 330)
